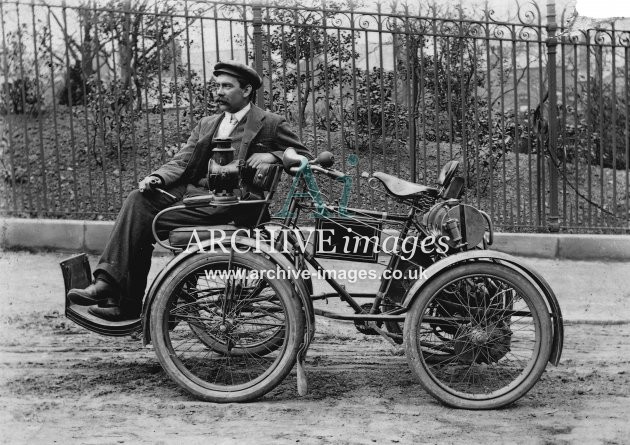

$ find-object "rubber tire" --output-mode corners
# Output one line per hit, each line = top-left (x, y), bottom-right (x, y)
(150, 251), (305, 402)
(404, 262), (553, 409)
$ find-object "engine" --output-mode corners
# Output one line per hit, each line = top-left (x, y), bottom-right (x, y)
(423, 201), (492, 251)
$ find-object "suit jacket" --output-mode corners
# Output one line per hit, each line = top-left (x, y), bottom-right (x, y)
(151, 104), (311, 192)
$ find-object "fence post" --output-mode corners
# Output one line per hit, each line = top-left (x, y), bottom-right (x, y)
(546, 0), (560, 232)
(403, 7), (417, 184)
(252, 3), (264, 109)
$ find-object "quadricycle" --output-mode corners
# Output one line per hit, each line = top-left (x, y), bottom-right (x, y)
(61, 146), (563, 409)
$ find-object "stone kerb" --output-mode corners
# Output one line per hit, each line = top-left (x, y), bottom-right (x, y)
(1, 217), (629, 260)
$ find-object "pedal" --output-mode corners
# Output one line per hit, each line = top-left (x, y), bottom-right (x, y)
(354, 303), (381, 335)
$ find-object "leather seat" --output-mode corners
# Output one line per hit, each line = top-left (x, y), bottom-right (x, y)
(372, 172), (438, 199)
(168, 224), (244, 249)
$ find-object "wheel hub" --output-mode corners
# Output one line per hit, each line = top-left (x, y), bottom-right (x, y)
(453, 321), (512, 364)
(468, 326), (490, 345)
(218, 318), (236, 334)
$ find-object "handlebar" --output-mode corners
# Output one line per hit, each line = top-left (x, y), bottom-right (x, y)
(282, 148), (307, 174)
(286, 160), (345, 180)
(310, 165), (345, 180)
(282, 148), (345, 179)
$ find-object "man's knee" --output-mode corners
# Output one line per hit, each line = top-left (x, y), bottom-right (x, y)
(127, 189), (144, 203)
(117, 189), (157, 220)
(123, 189), (149, 209)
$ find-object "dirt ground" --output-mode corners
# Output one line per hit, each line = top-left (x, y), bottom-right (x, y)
(1, 251), (629, 444)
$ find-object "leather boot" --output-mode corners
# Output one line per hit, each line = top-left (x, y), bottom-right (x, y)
(88, 305), (140, 322)
(67, 278), (119, 306)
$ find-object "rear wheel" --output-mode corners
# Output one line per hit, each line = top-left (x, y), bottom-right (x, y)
(150, 251), (304, 402)
(404, 263), (552, 409)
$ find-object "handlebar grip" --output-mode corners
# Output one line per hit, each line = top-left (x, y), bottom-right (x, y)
(283, 147), (308, 174)
(311, 165), (344, 179)
(324, 169), (345, 180)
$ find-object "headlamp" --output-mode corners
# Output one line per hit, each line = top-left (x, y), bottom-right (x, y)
(206, 138), (242, 203)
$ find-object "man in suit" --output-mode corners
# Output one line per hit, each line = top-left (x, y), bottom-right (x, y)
(67, 61), (310, 321)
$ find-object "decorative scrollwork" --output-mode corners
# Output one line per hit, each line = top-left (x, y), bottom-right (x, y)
(354, 13), (378, 32)
(490, 23), (512, 40)
(327, 12), (348, 29)
(295, 8), (325, 27)
(185, 0), (212, 17)
(517, 25), (541, 42)
(618, 31), (630, 47)
(562, 30), (584, 44)
(517, 0), (541, 27)
(486, 8), (499, 24)
(436, 19), (461, 38)
(466, 22), (486, 38)
(217, 3), (240, 21)
(383, 15), (403, 33)
(593, 29), (613, 46)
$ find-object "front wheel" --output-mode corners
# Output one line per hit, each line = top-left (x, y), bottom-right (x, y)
(404, 262), (552, 409)
(150, 250), (304, 402)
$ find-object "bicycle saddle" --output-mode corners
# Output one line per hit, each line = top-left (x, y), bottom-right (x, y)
(371, 172), (437, 198)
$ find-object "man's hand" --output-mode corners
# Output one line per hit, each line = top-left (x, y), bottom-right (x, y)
(138, 175), (163, 193)
(246, 153), (277, 168)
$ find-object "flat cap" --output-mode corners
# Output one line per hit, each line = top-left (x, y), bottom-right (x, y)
(213, 60), (262, 90)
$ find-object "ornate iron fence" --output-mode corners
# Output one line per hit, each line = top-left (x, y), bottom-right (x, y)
(1, 0), (628, 232)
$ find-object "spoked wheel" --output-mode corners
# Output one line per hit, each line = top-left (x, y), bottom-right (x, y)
(150, 251), (304, 402)
(404, 263), (552, 409)
(179, 277), (286, 357)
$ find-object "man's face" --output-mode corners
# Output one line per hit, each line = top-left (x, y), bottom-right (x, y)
(215, 74), (251, 113)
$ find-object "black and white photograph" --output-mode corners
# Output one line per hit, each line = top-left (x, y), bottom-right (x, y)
(0, 0), (629, 443)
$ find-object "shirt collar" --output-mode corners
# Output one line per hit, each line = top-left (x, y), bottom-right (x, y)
(225, 102), (251, 124)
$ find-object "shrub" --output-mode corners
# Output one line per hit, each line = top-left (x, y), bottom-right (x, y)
(0, 78), (44, 116)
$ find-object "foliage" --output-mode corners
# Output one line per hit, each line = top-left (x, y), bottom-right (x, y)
(393, 17), (498, 187)
(163, 70), (218, 123)
(0, 27), (46, 116)
(36, 0), (206, 155)
(258, 0), (361, 125)
(1, 79), (43, 116)
(257, 0), (413, 153)
(464, 109), (539, 192)
(332, 66), (409, 152)
(569, 79), (628, 170)
(84, 78), (143, 160)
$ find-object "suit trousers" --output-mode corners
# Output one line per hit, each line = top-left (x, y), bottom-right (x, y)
(93, 184), (266, 313)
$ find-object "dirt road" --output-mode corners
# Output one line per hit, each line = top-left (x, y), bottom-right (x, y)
(1, 252), (629, 444)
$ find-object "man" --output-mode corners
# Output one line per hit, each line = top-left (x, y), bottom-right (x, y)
(67, 61), (310, 322)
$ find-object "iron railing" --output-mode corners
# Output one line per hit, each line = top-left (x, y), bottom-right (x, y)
(1, 0), (628, 233)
